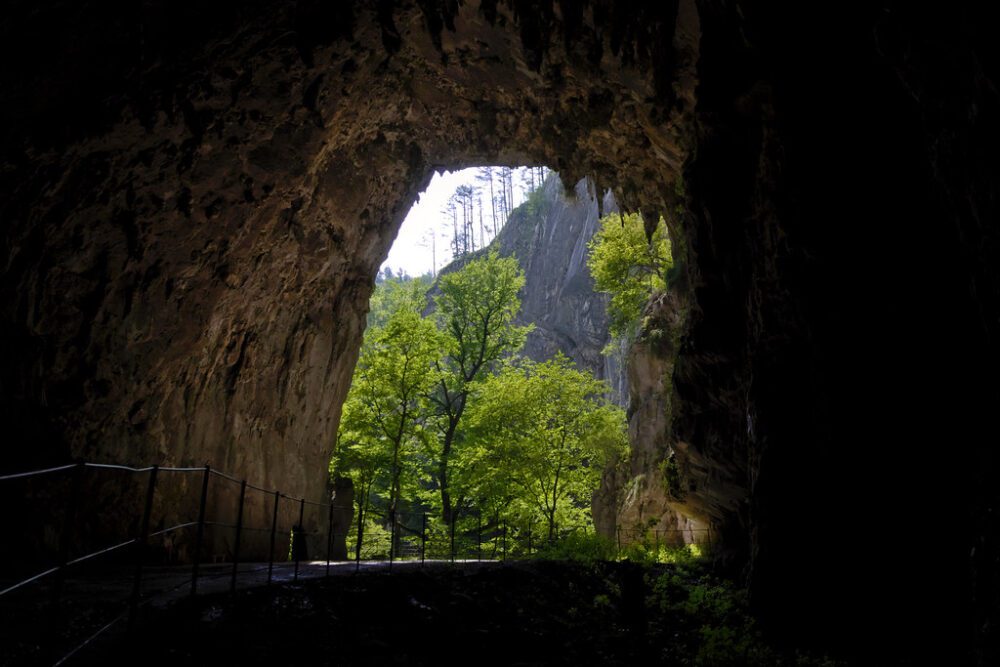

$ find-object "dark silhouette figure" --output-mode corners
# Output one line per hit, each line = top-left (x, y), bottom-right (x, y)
(292, 524), (308, 561)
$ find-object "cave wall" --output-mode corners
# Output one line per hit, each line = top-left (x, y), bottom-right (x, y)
(678, 2), (1000, 661)
(1, 1), (997, 661)
(0, 0), (696, 560)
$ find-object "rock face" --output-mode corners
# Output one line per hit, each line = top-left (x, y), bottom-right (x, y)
(487, 175), (625, 404)
(1, 1), (998, 661)
(447, 174), (632, 537)
(0, 0), (698, 564)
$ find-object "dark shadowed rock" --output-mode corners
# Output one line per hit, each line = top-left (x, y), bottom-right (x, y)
(0, 1), (997, 661)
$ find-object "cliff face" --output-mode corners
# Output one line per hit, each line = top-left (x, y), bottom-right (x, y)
(459, 174), (631, 537)
(1, 1), (998, 659)
(488, 176), (722, 544)
(488, 175), (625, 404)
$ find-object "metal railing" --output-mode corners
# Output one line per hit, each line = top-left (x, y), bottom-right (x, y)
(615, 526), (714, 552)
(358, 509), (533, 567)
(0, 460), (353, 666)
(0, 460), (716, 665)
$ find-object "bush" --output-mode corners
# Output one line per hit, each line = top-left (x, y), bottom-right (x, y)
(618, 540), (706, 567)
(532, 531), (617, 562)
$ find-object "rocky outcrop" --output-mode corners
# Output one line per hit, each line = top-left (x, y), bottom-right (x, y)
(1, 1), (997, 660)
(457, 174), (632, 537)
(487, 175), (625, 404)
(0, 1), (698, 563)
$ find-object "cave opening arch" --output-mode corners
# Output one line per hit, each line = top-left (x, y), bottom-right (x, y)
(4, 0), (710, 564)
(1, 1), (997, 660)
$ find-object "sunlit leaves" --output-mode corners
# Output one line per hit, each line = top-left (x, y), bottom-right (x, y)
(334, 251), (630, 543)
(334, 302), (443, 516)
(463, 354), (628, 538)
(367, 275), (431, 329)
(587, 212), (672, 339)
(434, 250), (533, 384)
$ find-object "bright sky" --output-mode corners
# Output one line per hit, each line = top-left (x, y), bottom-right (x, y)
(381, 166), (537, 278)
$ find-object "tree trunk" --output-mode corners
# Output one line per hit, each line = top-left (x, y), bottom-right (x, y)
(439, 412), (460, 524)
(488, 169), (497, 234)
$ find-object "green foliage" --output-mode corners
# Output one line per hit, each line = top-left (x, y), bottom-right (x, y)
(646, 558), (840, 666)
(651, 568), (775, 666)
(532, 530), (618, 562)
(660, 452), (684, 500)
(519, 182), (550, 219)
(343, 514), (392, 559)
(333, 287), (443, 519)
(434, 250), (532, 384)
(617, 541), (705, 566)
(587, 212), (672, 339)
(428, 250), (533, 520)
(462, 354), (628, 539)
(366, 275), (430, 329)
(334, 251), (631, 560)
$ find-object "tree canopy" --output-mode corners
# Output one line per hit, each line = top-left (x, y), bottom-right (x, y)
(429, 250), (532, 522)
(334, 306), (442, 530)
(331, 251), (628, 555)
(587, 212), (672, 339)
(462, 354), (628, 539)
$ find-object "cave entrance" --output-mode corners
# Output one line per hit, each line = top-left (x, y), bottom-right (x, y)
(1, 1), (993, 660)
(0, 0), (701, 572)
(335, 162), (654, 561)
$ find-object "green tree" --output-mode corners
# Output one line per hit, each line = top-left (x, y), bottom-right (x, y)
(331, 396), (387, 552)
(428, 250), (532, 523)
(464, 354), (628, 540)
(333, 305), (442, 543)
(366, 275), (431, 329)
(587, 212), (672, 338)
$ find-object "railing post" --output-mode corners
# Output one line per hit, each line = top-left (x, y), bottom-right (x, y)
(450, 512), (456, 564)
(326, 502), (334, 577)
(52, 461), (84, 610)
(354, 504), (363, 573)
(421, 513), (427, 566)
(230, 479), (247, 595)
(267, 491), (280, 585)
(527, 521), (532, 557)
(293, 497), (305, 581)
(388, 510), (395, 569)
(190, 465), (211, 596)
(502, 520), (507, 562)
(129, 464), (158, 629)
(477, 514), (482, 562)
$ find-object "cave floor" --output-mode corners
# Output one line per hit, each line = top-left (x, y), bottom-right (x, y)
(62, 560), (844, 667)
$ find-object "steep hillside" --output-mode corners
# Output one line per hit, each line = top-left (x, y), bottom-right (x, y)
(490, 176), (625, 403)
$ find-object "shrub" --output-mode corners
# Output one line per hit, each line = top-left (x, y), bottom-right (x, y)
(532, 531), (617, 562)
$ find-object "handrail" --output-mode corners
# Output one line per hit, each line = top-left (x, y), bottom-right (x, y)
(149, 522), (199, 539)
(0, 463), (77, 481)
(208, 468), (243, 484)
(0, 457), (716, 665)
(65, 538), (136, 567)
(0, 565), (61, 597)
(85, 463), (156, 473)
(246, 481), (274, 493)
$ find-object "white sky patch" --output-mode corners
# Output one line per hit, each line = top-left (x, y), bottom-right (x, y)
(381, 166), (538, 278)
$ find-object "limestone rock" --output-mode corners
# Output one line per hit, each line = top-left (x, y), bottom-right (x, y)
(1, 1), (997, 659)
